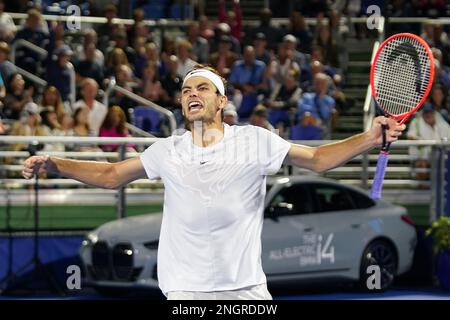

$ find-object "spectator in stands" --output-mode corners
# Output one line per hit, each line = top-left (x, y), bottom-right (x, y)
(270, 41), (301, 88)
(429, 83), (450, 124)
(40, 106), (66, 152)
(110, 64), (137, 121)
(9, 102), (47, 152)
(285, 11), (313, 54)
(0, 41), (17, 83)
(127, 15), (152, 49)
(211, 22), (241, 55)
(186, 21), (210, 64)
(433, 59), (450, 89)
(69, 106), (102, 152)
(22, 2), (49, 34)
(301, 58), (339, 92)
(161, 55), (182, 117)
(2, 73), (33, 120)
(265, 68), (302, 136)
(297, 72), (335, 139)
(431, 47), (450, 89)
(45, 45), (74, 104)
(198, 15), (215, 41)
(49, 21), (66, 51)
(407, 103), (450, 180)
(127, 8), (144, 39)
(130, 37), (147, 76)
(96, 4), (121, 53)
(209, 35), (239, 78)
(160, 36), (177, 75)
(106, 31), (137, 68)
(73, 29), (105, 66)
(75, 43), (104, 87)
(218, 0), (243, 42)
(253, 32), (271, 66)
(176, 40), (197, 78)
(105, 47), (131, 79)
(99, 105), (136, 152)
(140, 61), (168, 106)
(73, 78), (107, 136)
(290, 111), (323, 140)
(328, 10), (349, 72)
(40, 85), (66, 121)
(12, 8), (49, 74)
(229, 46), (266, 120)
(303, 58), (346, 115)
(313, 23), (340, 69)
(248, 105), (274, 131)
(247, 8), (283, 51)
(423, 23), (447, 52)
(282, 34), (310, 72)
(0, 0), (16, 42)
(135, 42), (162, 79)
(71, 106), (91, 137)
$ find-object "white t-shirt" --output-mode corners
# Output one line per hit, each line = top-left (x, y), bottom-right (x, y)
(140, 124), (291, 296)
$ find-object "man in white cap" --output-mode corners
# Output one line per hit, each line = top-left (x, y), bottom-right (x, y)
(22, 64), (406, 300)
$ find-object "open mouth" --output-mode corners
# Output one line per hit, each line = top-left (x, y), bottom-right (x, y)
(188, 101), (203, 113)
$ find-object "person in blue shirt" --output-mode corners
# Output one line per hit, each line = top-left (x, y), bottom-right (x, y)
(228, 46), (266, 120)
(297, 72), (335, 138)
(45, 45), (73, 104)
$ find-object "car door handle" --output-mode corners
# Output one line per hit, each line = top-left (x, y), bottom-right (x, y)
(303, 227), (314, 232)
(351, 224), (361, 229)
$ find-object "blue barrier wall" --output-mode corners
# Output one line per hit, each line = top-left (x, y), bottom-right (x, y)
(0, 235), (84, 291)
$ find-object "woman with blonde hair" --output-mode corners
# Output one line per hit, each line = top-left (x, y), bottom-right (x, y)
(105, 47), (130, 78)
(40, 85), (66, 120)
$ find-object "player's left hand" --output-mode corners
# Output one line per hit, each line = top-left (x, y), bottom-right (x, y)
(370, 116), (406, 146)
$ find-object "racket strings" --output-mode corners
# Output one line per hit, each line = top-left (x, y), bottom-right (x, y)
(374, 36), (432, 116)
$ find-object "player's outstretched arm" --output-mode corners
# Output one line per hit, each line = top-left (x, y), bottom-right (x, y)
(22, 156), (146, 189)
(287, 116), (405, 173)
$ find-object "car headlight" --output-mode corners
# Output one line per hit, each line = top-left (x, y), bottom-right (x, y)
(143, 240), (159, 250)
(81, 233), (98, 247)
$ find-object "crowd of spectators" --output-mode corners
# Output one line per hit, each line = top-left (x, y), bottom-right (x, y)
(0, 0), (449, 180)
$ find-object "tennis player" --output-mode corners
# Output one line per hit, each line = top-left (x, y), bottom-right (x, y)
(22, 65), (405, 300)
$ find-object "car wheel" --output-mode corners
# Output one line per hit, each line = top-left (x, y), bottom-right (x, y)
(359, 240), (398, 291)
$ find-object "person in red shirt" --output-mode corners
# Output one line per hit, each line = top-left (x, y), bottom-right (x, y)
(218, 0), (242, 42)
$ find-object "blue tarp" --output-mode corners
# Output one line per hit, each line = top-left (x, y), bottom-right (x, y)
(0, 235), (84, 291)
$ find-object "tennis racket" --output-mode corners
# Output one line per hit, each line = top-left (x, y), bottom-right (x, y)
(369, 33), (435, 200)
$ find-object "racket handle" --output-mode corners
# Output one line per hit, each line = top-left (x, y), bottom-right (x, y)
(369, 151), (389, 200)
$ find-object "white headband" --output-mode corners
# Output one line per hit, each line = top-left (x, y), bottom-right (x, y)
(183, 69), (225, 96)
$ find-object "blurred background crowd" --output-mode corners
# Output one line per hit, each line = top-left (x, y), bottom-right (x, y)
(0, 0), (450, 177)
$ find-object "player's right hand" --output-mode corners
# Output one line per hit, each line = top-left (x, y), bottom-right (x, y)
(22, 155), (50, 179)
